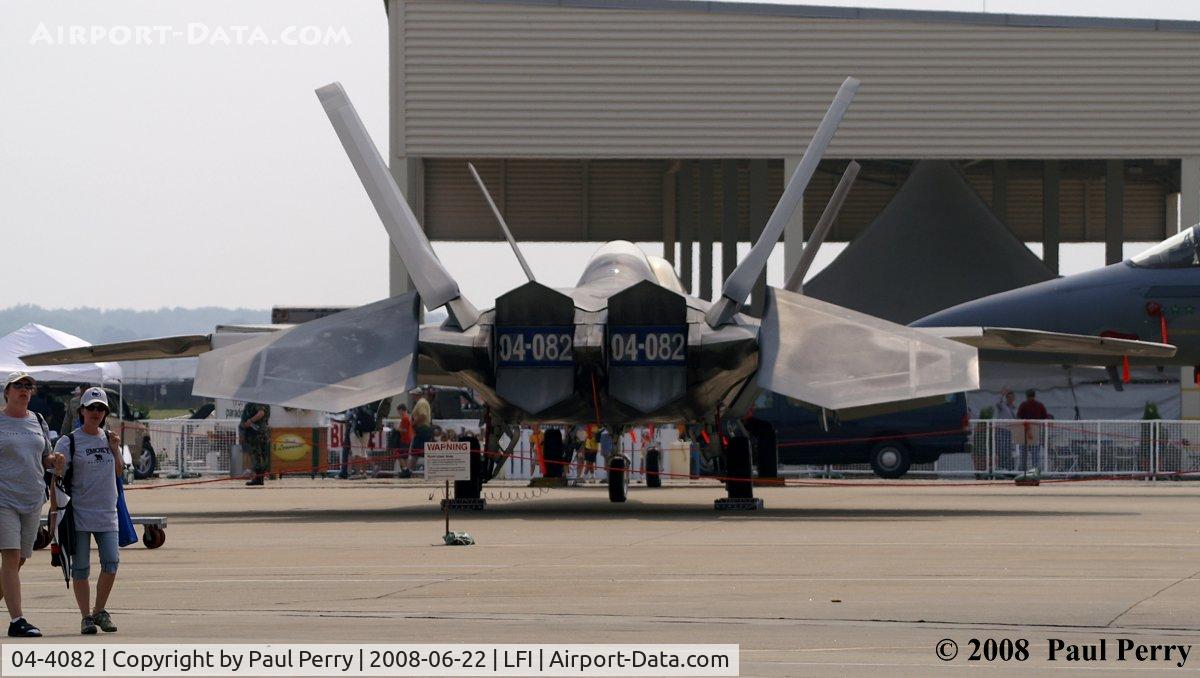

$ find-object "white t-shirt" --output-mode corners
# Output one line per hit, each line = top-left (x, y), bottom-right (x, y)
(55, 429), (118, 533)
(0, 412), (50, 513)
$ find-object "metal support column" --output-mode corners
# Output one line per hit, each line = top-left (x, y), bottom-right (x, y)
(1182, 157), (1200, 231)
(992, 160), (1008, 225)
(783, 156), (804, 287)
(677, 163), (694, 294)
(662, 162), (678, 266)
(721, 159), (739, 286)
(699, 160), (716, 300)
(1106, 160), (1125, 265)
(1042, 161), (1060, 274)
(748, 159), (769, 316)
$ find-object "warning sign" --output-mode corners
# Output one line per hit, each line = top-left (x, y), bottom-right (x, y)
(424, 441), (471, 481)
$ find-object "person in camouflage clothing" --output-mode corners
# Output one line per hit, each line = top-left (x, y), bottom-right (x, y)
(240, 402), (270, 486)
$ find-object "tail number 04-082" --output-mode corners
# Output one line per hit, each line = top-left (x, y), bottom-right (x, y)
(609, 328), (686, 366)
(496, 328), (574, 366)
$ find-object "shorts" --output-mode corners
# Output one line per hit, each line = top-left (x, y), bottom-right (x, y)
(0, 506), (41, 559)
(584, 452), (598, 463)
(71, 530), (120, 580)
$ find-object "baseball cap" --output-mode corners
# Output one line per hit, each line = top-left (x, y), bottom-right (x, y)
(4, 372), (35, 388)
(80, 387), (109, 409)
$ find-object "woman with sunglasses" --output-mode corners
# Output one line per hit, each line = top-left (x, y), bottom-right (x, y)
(52, 387), (122, 635)
(0, 372), (64, 637)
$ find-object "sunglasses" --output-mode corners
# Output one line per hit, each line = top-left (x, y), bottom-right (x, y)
(8, 382), (35, 391)
(84, 404), (108, 412)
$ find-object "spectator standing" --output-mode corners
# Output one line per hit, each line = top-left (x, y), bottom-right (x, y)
(0, 372), (64, 637)
(1017, 389), (1051, 473)
(994, 388), (1017, 472)
(400, 396), (433, 478)
(53, 387), (122, 635)
(59, 386), (83, 436)
(240, 402), (270, 486)
(391, 404), (413, 476)
(529, 424), (546, 477)
(581, 426), (599, 482)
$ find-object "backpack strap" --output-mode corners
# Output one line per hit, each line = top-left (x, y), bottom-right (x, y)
(63, 433), (76, 495)
(33, 412), (51, 456)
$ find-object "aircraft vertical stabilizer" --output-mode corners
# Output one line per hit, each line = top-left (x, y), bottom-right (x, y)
(316, 82), (480, 329)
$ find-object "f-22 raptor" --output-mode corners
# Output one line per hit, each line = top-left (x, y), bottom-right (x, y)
(24, 78), (1174, 503)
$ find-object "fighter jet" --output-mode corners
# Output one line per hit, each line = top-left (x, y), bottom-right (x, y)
(23, 78), (1174, 501)
(913, 226), (1200, 373)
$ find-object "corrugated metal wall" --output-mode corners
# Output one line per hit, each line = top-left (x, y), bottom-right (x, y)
(397, 0), (1200, 159)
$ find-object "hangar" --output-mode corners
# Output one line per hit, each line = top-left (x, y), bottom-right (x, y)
(383, 0), (1200, 308)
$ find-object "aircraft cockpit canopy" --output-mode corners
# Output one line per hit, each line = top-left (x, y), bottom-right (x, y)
(1130, 224), (1200, 268)
(577, 241), (659, 287)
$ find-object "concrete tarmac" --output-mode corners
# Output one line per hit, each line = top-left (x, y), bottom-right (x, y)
(9, 478), (1200, 676)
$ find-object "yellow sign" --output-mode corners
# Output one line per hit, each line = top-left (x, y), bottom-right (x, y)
(272, 432), (310, 461)
(269, 427), (326, 475)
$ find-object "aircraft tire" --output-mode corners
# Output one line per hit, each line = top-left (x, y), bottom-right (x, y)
(645, 448), (662, 488)
(869, 441), (911, 479)
(608, 457), (629, 502)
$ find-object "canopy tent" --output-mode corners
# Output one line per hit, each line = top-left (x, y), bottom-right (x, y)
(0, 323), (122, 384)
(805, 160), (1055, 324)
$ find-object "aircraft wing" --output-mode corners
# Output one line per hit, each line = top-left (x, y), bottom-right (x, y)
(918, 326), (1176, 360)
(193, 292), (421, 412)
(21, 334), (214, 365)
(756, 287), (979, 411)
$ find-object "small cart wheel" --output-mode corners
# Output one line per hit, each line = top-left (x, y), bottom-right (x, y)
(142, 525), (166, 549)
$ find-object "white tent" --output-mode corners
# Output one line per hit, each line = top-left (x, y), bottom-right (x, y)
(0, 323), (122, 384)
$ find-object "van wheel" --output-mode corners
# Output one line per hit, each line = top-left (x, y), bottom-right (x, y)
(608, 457), (629, 502)
(645, 449), (662, 488)
(134, 441), (157, 480)
(870, 441), (911, 479)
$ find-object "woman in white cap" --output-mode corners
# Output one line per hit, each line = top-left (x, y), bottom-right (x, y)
(0, 372), (65, 637)
(52, 386), (122, 635)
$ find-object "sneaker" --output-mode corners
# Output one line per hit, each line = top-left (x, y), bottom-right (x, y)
(80, 616), (97, 635)
(93, 610), (117, 633)
(245, 477), (263, 486)
(399, 469), (412, 479)
(8, 618), (42, 637)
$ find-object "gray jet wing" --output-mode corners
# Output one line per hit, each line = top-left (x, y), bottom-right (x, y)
(192, 292), (421, 411)
(918, 326), (1176, 361)
(756, 287), (979, 410)
(21, 334), (212, 365)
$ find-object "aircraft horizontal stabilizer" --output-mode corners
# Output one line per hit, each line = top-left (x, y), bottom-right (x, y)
(21, 335), (212, 366)
(193, 293), (420, 412)
(756, 287), (979, 410)
(919, 327), (1176, 359)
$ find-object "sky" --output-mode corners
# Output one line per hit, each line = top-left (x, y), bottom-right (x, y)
(2, 0), (1197, 311)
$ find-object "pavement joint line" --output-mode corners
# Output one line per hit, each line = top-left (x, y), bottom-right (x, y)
(1105, 566), (1200, 627)
(29, 606), (1200, 636)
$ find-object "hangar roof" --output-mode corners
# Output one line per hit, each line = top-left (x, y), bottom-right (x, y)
(479, 0), (1200, 34)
